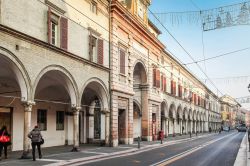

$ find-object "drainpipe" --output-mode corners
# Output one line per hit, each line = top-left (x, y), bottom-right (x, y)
(108, 0), (112, 147)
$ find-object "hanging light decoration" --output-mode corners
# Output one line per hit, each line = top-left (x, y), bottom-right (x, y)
(150, 1), (250, 31)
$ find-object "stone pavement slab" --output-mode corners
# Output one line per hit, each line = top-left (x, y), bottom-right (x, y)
(234, 132), (248, 166)
(0, 132), (216, 166)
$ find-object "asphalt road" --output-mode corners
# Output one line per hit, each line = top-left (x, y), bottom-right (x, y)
(81, 131), (244, 166)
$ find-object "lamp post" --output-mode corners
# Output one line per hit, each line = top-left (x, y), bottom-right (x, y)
(248, 83), (250, 151)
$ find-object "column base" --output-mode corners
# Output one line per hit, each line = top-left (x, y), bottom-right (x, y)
(111, 139), (118, 147)
(128, 138), (133, 144)
(71, 146), (79, 152)
(141, 136), (152, 141)
(20, 151), (32, 159)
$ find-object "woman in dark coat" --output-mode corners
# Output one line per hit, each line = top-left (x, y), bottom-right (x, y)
(0, 126), (11, 160)
(28, 125), (43, 161)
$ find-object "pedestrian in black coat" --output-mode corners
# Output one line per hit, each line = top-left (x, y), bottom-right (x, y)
(28, 125), (43, 161)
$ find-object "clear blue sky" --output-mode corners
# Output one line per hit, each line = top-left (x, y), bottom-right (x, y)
(149, 0), (250, 109)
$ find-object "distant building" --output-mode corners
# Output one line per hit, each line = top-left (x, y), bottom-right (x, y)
(245, 111), (250, 127)
(220, 95), (241, 128)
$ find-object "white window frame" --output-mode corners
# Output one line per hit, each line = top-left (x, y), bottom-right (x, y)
(50, 14), (60, 46)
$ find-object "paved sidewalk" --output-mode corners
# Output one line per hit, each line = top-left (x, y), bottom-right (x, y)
(234, 132), (249, 166)
(0, 132), (215, 166)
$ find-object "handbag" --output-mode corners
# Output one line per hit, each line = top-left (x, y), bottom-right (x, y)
(40, 138), (44, 145)
(0, 131), (10, 143)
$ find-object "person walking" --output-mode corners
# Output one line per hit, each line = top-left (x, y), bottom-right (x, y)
(0, 126), (11, 160)
(28, 125), (43, 161)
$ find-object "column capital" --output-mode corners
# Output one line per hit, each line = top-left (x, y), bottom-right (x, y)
(22, 101), (35, 112)
(105, 112), (110, 116)
(72, 106), (81, 111)
(102, 109), (110, 115)
(72, 106), (81, 115)
(140, 84), (150, 90)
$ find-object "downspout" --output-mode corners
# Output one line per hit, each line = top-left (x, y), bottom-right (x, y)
(108, 0), (112, 147)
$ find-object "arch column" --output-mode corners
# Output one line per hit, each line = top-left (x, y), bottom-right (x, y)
(202, 121), (204, 132)
(140, 84), (150, 141)
(190, 120), (193, 133)
(105, 111), (110, 145)
(21, 101), (35, 159)
(173, 119), (176, 136)
(185, 120), (188, 134)
(180, 119), (183, 135)
(72, 107), (81, 152)
(165, 118), (169, 137)
(194, 120), (197, 133)
(87, 102), (95, 143)
(161, 117), (166, 136)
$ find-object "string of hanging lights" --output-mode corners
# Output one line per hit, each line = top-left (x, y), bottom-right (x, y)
(150, 1), (250, 31)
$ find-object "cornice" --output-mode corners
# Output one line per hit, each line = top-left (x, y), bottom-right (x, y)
(111, 1), (165, 51)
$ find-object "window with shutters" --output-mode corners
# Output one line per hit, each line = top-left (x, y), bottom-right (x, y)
(47, 8), (68, 50)
(119, 48), (126, 75)
(156, 69), (160, 88)
(90, 1), (97, 14)
(194, 93), (197, 105)
(153, 68), (156, 87)
(50, 14), (59, 46)
(171, 80), (176, 96)
(161, 75), (167, 92)
(184, 88), (187, 99)
(152, 68), (160, 88)
(89, 32), (103, 65)
(161, 75), (163, 91)
(178, 84), (182, 98)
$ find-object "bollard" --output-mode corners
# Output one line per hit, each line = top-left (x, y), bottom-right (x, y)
(248, 129), (250, 152)
(138, 136), (140, 149)
(189, 132), (192, 138)
(161, 137), (163, 144)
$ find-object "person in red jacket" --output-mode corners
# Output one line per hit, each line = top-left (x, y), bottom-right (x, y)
(0, 126), (11, 160)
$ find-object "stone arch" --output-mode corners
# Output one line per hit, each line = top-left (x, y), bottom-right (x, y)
(32, 65), (78, 106)
(169, 102), (176, 119)
(0, 46), (31, 101)
(177, 104), (183, 119)
(133, 99), (142, 138)
(188, 108), (192, 120)
(80, 77), (109, 111)
(133, 61), (148, 84)
(133, 99), (141, 112)
(193, 110), (197, 121)
(183, 107), (188, 120)
(196, 111), (200, 121)
(161, 100), (168, 118)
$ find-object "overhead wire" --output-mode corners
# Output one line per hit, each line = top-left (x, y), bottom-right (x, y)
(148, 7), (224, 97)
(188, 0), (208, 81)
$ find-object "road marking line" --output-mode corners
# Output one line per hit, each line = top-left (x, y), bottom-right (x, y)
(118, 146), (134, 149)
(132, 160), (141, 163)
(151, 132), (239, 166)
(44, 133), (219, 166)
(39, 159), (66, 162)
(81, 151), (108, 155)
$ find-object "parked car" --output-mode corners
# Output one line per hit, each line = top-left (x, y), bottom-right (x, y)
(223, 126), (229, 131)
(237, 124), (247, 132)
